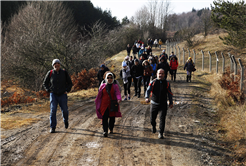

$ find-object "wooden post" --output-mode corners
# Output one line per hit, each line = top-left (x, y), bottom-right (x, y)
(201, 50), (204, 71)
(238, 58), (244, 91)
(228, 53), (234, 73)
(221, 52), (225, 73)
(232, 55), (237, 75)
(208, 51), (212, 73)
(193, 49), (196, 64)
(215, 51), (219, 74)
(178, 46), (181, 64)
(182, 48), (185, 65)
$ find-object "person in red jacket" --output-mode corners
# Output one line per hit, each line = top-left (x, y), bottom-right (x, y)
(169, 56), (178, 81)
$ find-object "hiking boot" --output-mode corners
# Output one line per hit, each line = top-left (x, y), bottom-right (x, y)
(124, 97), (127, 101)
(65, 121), (69, 129)
(128, 96), (131, 100)
(158, 132), (164, 139)
(50, 128), (55, 133)
(138, 94), (140, 98)
(152, 126), (156, 133)
(109, 130), (113, 134)
(103, 132), (108, 137)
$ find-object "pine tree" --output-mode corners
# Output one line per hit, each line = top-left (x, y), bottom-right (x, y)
(211, 0), (246, 49)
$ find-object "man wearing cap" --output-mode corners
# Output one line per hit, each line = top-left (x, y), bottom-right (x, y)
(97, 64), (109, 88)
(159, 50), (168, 61)
(43, 59), (73, 133)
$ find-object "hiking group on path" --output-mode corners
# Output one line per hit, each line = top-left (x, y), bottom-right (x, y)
(43, 38), (196, 139)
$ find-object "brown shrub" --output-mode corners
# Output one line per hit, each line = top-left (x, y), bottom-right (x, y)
(1, 92), (35, 108)
(71, 68), (98, 92)
(218, 68), (244, 104)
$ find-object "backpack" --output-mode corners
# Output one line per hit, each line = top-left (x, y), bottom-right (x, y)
(150, 79), (173, 97)
(49, 70), (53, 78)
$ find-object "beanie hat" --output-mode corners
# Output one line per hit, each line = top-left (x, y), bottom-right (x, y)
(134, 59), (139, 63)
(122, 61), (127, 67)
(162, 50), (165, 52)
(52, 59), (61, 66)
(188, 57), (192, 60)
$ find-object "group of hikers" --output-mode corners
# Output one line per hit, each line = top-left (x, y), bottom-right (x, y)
(43, 38), (196, 139)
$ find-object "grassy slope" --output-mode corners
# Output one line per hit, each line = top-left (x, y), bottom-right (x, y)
(177, 33), (246, 163)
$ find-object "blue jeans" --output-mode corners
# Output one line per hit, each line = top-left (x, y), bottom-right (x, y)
(50, 93), (68, 129)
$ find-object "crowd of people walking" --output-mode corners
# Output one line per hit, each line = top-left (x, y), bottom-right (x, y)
(43, 38), (195, 139)
(94, 38), (195, 138)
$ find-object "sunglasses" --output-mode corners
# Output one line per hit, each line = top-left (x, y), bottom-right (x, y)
(107, 77), (113, 79)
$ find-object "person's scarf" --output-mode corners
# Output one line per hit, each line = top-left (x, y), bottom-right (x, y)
(122, 67), (131, 84)
(105, 73), (114, 84)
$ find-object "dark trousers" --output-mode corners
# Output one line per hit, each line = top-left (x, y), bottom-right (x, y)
(124, 81), (131, 96)
(143, 76), (151, 92)
(150, 104), (167, 134)
(102, 108), (115, 133)
(170, 69), (177, 81)
(133, 77), (142, 94)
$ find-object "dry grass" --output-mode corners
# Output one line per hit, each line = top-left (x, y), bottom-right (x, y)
(205, 73), (246, 162)
(68, 88), (98, 101)
(1, 114), (39, 130)
(1, 87), (99, 131)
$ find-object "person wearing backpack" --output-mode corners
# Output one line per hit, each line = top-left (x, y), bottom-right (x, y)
(145, 69), (173, 139)
(169, 55), (179, 81)
(43, 59), (73, 133)
(184, 57), (195, 82)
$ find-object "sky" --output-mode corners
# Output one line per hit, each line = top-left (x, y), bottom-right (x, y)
(91, 0), (215, 21)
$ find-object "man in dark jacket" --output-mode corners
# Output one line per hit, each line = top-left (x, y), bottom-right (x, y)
(126, 44), (132, 56)
(131, 59), (143, 98)
(146, 46), (152, 56)
(157, 56), (170, 80)
(184, 57), (195, 82)
(132, 45), (138, 59)
(145, 69), (173, 139)
(159, 50), (168, 61)
(43, 59), (73, 133)
(97, 64), (109, 87)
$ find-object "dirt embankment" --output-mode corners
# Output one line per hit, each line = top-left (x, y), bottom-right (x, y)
(1, 65), (233, 165)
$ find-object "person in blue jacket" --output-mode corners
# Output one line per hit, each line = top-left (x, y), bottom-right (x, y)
(149, 57), (156, 80)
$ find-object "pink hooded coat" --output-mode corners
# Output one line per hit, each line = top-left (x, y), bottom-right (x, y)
(95, 83), (122, 119)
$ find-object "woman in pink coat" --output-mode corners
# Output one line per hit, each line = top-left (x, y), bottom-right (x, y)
(95, 72), (122, 137)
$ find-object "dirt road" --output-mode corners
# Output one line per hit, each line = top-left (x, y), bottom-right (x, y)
(1, 71), (231, 166)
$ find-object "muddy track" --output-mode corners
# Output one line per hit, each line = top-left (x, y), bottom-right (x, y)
(1, 72), (230, 166)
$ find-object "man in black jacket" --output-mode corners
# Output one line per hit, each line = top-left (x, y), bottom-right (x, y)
(131, 59), (143, 98)
(157, 56), (170, 80)
(97, 64), (109, 88)
(43, 59), (73, 133)
(145, 69), (173, 139)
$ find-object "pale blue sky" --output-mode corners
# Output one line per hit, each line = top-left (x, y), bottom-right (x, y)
(91, 0), (215, 21)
